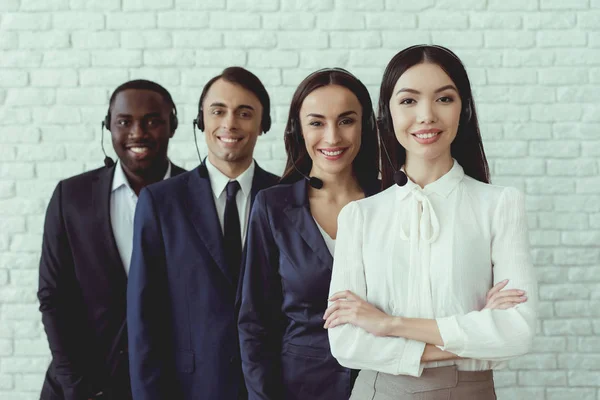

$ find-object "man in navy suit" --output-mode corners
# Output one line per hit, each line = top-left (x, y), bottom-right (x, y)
(127, 67), (280, 400)
(38, 80), (186, 400)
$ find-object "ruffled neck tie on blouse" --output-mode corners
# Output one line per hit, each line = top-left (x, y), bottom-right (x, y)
(399, 187), (440, 244)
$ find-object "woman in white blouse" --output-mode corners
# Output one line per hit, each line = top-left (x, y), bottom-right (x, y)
(324, 45), (538, 399)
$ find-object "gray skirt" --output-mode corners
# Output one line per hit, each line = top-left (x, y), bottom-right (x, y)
(350, 366), (496, 400)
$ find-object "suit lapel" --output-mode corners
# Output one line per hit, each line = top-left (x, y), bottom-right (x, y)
(92, 166), (127, 286)
(90, 163), (186, 287)
(186, 167), (231, 284)
(283, 179), (334, 269)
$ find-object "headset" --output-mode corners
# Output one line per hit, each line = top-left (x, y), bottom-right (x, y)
(284, 67), (377, 189)
(377, 44), (473, 142)
(193, 78), (271, 134)
(100, 84), (179, 168)
(376, 44), (475, 186)
(191, 75), (273, 178)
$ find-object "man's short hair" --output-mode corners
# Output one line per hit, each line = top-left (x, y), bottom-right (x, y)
(197, 67), (271, 133)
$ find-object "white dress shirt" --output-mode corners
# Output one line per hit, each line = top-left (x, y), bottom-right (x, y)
(206, 158), (255, 243)
(328, 160), (538, 377)
(110, 161), (171, 275)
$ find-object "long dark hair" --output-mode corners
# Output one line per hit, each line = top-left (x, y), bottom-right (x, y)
(280, 68), (379, 191)
(378, 45), (490, 189)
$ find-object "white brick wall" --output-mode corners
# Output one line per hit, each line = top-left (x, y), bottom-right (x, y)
(0, 1), (598, 399)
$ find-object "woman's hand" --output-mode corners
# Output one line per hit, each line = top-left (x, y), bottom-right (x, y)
(484, 279), (527, 310)
(323, 290), (393, 337)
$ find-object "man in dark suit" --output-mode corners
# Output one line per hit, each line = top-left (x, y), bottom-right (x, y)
(127, 67), (279, 400)
(38, 80), (186, 400)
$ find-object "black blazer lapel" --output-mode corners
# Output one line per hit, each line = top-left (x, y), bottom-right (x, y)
(97, 162), (184, 285)
(283, 179), (334, 269)
(186, 166), (231, 284)
(92, 165), (127, 286)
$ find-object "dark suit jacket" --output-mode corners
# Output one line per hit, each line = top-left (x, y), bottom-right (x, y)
(238, 178), (380, 400)
(127, 163), (279, 400)
(38, 163), (186, 400)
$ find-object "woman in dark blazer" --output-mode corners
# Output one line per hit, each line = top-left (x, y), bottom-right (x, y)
(238, 68), (381, 400)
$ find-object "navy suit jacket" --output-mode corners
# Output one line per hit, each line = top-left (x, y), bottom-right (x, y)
(38, 163), (186, 400)
(127, 163), (279, 400)
(238, 178), (380, 400)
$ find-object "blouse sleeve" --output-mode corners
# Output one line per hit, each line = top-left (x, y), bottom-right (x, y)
(328, 201), (426, 377)
(436, 187), (538, 361)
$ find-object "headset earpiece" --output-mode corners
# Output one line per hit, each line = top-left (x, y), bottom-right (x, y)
(376, 107), (393, 137)
(195, 106), (205, 131)
(285, 118), (302, 143)
(170, 109), (178, 133)
(462, 101), (472, 123)
(262, 114), (271, 134)
(365, 111), (376, 135)
(100, 118), (115, 168)
(376, 117), (385, 134)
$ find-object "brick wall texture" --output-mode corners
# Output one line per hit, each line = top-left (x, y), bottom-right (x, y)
(1, 0), (599, 399)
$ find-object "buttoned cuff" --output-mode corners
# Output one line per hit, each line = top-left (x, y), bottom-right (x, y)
(398, 339), (426, 377)
(436, 315), (465, 355)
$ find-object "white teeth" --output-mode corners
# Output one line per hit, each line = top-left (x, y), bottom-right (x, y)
(415, 133), (439, 139)
(321, 149), (344, 156)
(220, 137), (241, 143)
(130, 147), (149, 154)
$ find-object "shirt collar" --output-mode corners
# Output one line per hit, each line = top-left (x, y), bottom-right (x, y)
(111, 160), (172, 193)
(206, 158), (255, 199)
(396, 159), (464, 201)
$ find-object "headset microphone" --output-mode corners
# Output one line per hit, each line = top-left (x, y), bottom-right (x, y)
(394, 168), (408, 186)
(100, 121), (115, 168)
(379, 133), (408, 187)
(290, 157), (324, 189)
(307, 175), (324, 190)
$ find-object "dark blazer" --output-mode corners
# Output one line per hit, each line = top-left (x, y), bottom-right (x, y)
(238, 178), (380, 400)
(38, 163), (186, 400)
(127, 163), (279, 400)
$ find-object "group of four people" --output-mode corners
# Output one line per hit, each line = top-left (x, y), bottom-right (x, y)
(38, 45), (537, 400)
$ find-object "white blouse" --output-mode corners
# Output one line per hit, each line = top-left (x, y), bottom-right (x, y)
(314, 217), (336, 256)
(328, 161), (538, 377)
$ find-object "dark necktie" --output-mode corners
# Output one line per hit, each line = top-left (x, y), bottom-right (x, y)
(224, 181), (242, 283)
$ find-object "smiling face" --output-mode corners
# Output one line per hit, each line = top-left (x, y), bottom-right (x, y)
(389, 62), (462, 163)
(299, 84), (363, 179)
(109, 88), (174, 177)
(202, 78), (263, 170)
